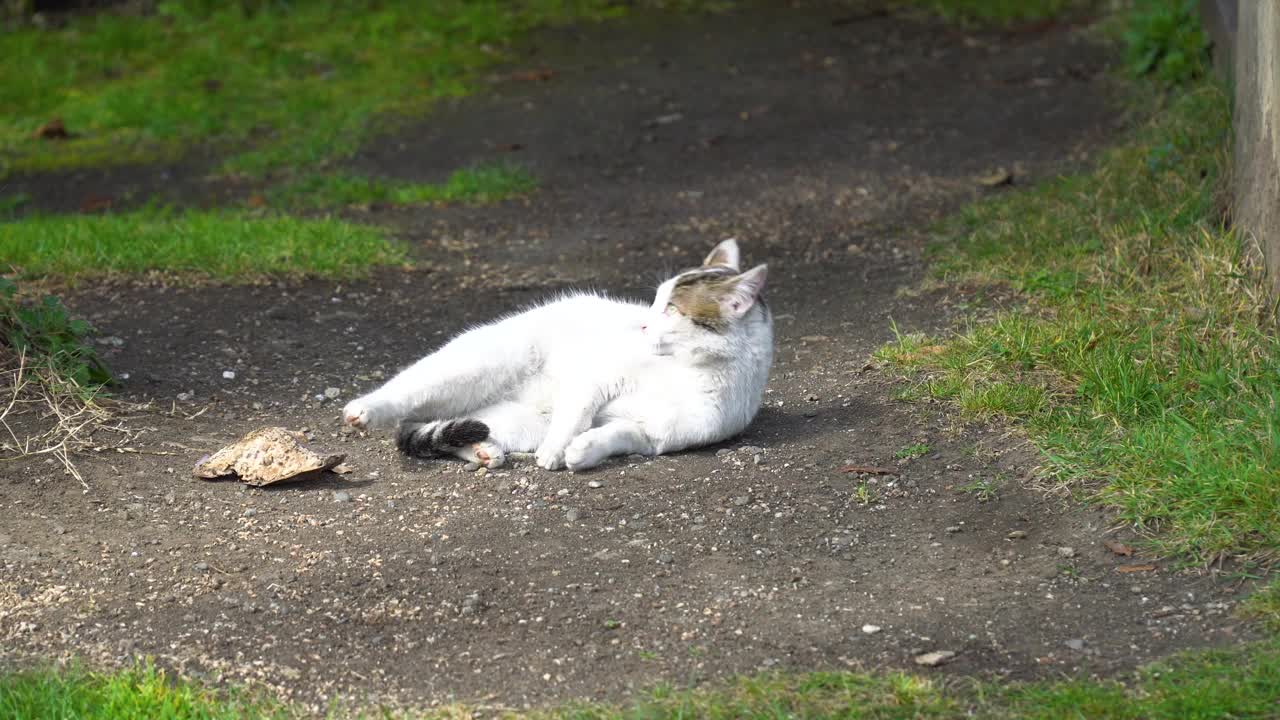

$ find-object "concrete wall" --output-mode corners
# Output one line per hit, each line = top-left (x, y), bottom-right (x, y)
(1203, 0), (1280, 298)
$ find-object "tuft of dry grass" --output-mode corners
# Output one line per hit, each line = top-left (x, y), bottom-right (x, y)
(0, 348), (132, 488)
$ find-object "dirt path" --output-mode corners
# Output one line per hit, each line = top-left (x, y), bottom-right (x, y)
(0, 4), (1257, 712)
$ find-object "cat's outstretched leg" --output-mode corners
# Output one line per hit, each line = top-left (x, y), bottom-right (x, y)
(344, 321), (539, 429)
(563, 420), (653, 471)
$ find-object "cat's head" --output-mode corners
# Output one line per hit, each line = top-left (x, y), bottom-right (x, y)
(642, 239), (770, 357)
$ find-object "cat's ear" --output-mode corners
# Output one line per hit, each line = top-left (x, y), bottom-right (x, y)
(703, 238), (741, 270)
(722, 264), (767, 318)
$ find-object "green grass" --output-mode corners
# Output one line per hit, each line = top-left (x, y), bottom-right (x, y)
(4, 641), (1279, 719)
(0, 209), (407, 282)
(875, 78), (1280, 563)
(273, 163), (537, 209)
(0, 663), (291, 720)
(1241, 579), (1280, 634)
(899, 0), (1098, 26)
(0, 1), (624, 176)
(894, 442), (931, 460)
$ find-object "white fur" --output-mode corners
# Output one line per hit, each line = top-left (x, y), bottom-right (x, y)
(343, 239), (773, 471)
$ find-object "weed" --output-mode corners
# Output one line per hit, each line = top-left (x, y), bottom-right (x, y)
(0, 278), (108, 388)
(960, 476), (1001, 502)
(1121, 0), (1209, 85)
(895, 442), (931, 460)
(852, 482), (880, 506)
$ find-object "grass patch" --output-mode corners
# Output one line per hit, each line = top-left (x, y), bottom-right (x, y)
(4, 641), (1279, 718)
(0, 663), (290, 720)
(894, 442), (931, 460)
(0, 208), (407, 282)
(0, 192), (30, 217)
(0, 1), (624, 176)
(875, 76), (1280, 563)
(1241, 579), (1280, 634)
(274, 162), (537, 210)
(898, 0), (1099, 26)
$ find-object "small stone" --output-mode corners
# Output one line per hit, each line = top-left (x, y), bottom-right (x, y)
(1057, 546), (1077, 558)
(476, 466), (488, 477)
(803, 409), (819, 418)
(732, 496), (750, 507)
(914, 650), (957, 667)
(587, 480), (603, 489)
(565, 508), (581, 522)
(52, 526), (67, 535)
(1041, 566), (1060, 580)
(243, 508), (257, 517)
(861, 624), (882, 634)
(333, 490), (352, 503)
(324, 387), (341, 399)
(945, 526), (962, 534)
(656, 551), (674, 564)
(463, 462), (481, 472)
(222, 370), (236, 380)
(194, 561), (209, 572)
(1065, 638), (1085, 651)
(753, 454), (765, 465)
(716, 448), (733, 457)
(1007, 530), (1028, 539)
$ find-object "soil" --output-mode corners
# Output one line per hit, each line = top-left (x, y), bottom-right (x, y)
(0, 3), (1260, 714)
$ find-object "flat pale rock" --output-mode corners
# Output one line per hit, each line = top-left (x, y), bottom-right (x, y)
(193, 427), (346, 486)
(913, 650), (957, 667)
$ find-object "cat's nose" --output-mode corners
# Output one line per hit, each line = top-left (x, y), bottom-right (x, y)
(640, 324), (648, 333)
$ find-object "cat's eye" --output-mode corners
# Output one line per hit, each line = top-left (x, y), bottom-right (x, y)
(665, 303), (679, 315)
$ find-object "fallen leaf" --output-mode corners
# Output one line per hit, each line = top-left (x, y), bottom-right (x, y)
(34, 117), (70, 140)
(977, 168), (1013, 187)
(80, 194), (113, 213)
(1103, 540), (1134, 556)
(193, 427), (345, 486)
(246, 194), (267, 208)
(509, 68), (556, 82)
(1116, 564), (1156, 573)
(331, 463), (354, 475)
(840, 464), (893, 475)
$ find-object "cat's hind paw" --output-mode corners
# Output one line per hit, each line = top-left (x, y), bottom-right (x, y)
(467, 441), (506, 469)
(564, 436), (604, 471)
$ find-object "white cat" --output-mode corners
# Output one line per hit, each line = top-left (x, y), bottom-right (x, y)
(342, 239), (773, 471)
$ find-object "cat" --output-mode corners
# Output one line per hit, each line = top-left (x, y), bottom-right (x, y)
(341, 238), (773, 472)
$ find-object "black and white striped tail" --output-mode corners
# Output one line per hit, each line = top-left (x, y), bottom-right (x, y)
(397, 419), (490, 458)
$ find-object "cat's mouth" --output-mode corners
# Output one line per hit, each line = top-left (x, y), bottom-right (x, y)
(649, 339), (675, 356)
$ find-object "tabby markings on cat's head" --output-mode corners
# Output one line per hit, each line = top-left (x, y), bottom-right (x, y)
(644, 238), (769, 348)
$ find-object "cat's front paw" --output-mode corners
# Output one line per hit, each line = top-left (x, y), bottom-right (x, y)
(535, 444), (566, 471)
(342, 398), (379, 429)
